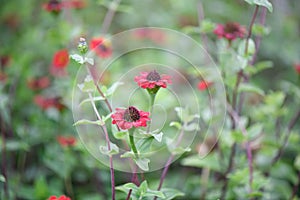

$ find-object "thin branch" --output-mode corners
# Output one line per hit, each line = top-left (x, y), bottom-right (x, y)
(245, 5), (259, 55)
(154, 123), (186, 200)
(290, 170), (300, 200)
(271, 108), (300, 165)
(88, 93), (116, 200)
(101, 0), (122, 34)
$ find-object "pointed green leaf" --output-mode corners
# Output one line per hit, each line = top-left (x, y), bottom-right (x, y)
(161, 188), (185, 200)
(135, 158), (150, 171)
(77, 75), (96, 93)
(99, 142), (119, 156)
(238, 83), (265, 96)
(79, 96), (105, 106)
(244, 0), (273, 12)
(70, 54), (84, 64)
(73, 119), (103, 126)
(106, 82), (124, 96)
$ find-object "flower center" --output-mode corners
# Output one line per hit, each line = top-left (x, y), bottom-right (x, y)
(49, 0), (60, 6)
(98, 44), (108, 52)
(224, 22), (240, 33)
(124, 106), (140, 122)
(146, 70), (161, 81)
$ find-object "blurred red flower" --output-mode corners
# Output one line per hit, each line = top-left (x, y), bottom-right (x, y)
(43, 0), (63, 13)
(34, 95), (65, 111)
(0, 72), (7, 83)
(52, 49), (69, 68)
(27, 76), (50, 90)
(64, 0), (86, 9)
(1, 55), (11, 68)
(294, 64), (300, 75)
(197, 80), (212, 91)
(89, 37), (112, 58)
(48, 195), (71, 200)
(112, 106), (150, 130)
(134, 70), (172, 89)
(134, 29), (166, 44)
(57, 136), (76, 147)
(214, 22), (246, 41)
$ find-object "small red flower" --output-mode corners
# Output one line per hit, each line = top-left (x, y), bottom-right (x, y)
(214, 22), (246, 41)
(0, 72), (7, 83)
(197, 81), (213, 91)
(134, 70), (172, 89)
(48, 195), (71, 200)
(43, 0), (63, 13)
(112, 106), (150, 130)
(64, 0), (86, 9)
(57, 136), (76, 147)
(27, 76), (50, 90)
(52, 49), (69, 68)
(89, 37), (112, 58)
(34, 95), (65, 111)
(294, 64), (300, 75)
(134, 29), (166, 44)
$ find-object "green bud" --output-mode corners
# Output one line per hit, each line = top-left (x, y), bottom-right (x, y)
(77, 37), (88, 54)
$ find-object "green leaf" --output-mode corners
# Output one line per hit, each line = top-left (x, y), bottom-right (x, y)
(231, 130), (246, 143)
(135, 158), (150, 171)
(79, 96), (105, 106)
(106, 82), (124, 96)
(161, 188), (185, 200)
(34, 176), (49, 199)
(77, 75), (96, 93)
(245, 61), (273, 75)
(0, 175), (5, 182)
(294, 155), (300, 171)
(153, 132), (163, 142)
(181, 153), (221, 172)
(184, 122), (199, 131)
(182, 26), (201, 34)
(85, 57), (94, 65)
(252, 24), (271, 36)
(70, 54), (84, 64)
(5, 140), (30, 152)
(101, 113), (112, 123)
(200, 19), (216, 33)
(99, 142), (119, 156)
(247, 123), (263, 140)
(73, 119), (103, 126)
(174, 107), (199, 123)
(238, 39), (256, 58)
(244, 0), (273, 12)
(238, 83), (265, 96)
(172, 147), (191, 155)
(169, 121), (182, 130)
(120, 151), (135, 158)
(113, 131), (128, 139)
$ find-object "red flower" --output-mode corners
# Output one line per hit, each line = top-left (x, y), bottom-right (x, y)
(0, 72), (7, 83)
(57, 136), (76, 147)
(1, 55), (11, 68)
(48, 195), (71, 200)
(34, 95), (65, 111)
(134, 70), (172, 89)
(294, 64), (300, 75)
(134, 29), (166, 44)
(64, 0), (86, 9)
(214, 22), (246, 41)
(112, 106), (150, 130)
(52, 49), (69, 68)
(43, 0), (63, 13)
(197, 81), (213, 91)
(89, 37), (112, 58)
(27, 76), (50, 90)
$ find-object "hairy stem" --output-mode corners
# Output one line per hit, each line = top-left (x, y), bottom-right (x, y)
(147, 93), (156, 133)
(128, 129), (139, 158)
(88, 93), (115, 200)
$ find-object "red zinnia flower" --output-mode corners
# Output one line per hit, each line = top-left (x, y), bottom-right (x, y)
(134, 70), (172, 89)
(112, 106), (150, 130)
(294, 64), (300, 75)
(52, 49), (69, 68)
(27, 76), (50, 90)
(48, 195), (71, 200)
(57, 136), (76, 147)
(43, 0), (63, 13)
(214, 22), (246, 41)
(89, 37), (112, 58)
(197, 80), (213, 91)
(34, 95), (65, 111)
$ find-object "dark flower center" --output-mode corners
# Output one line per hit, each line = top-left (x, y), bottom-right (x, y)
(146, 70), (161, 81)
(124, 106), (140, 122)
(224, 22), (240, 33)
(49, 0), (60, 6)
(98, 44), (109, 52)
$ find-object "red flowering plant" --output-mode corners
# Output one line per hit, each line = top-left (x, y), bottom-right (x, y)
(43, 0), (63, 14)
(213, 22), (246, 42)
(27, 76), (50, 90)
(48, 195), (71, 200)
(57, 135), (77, 147)
(295, 64), (300, 75)
(197, 80), (213, 91)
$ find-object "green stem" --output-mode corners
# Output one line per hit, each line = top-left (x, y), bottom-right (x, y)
(129, 129), (138, 158)
(147, 93), (156, 133)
